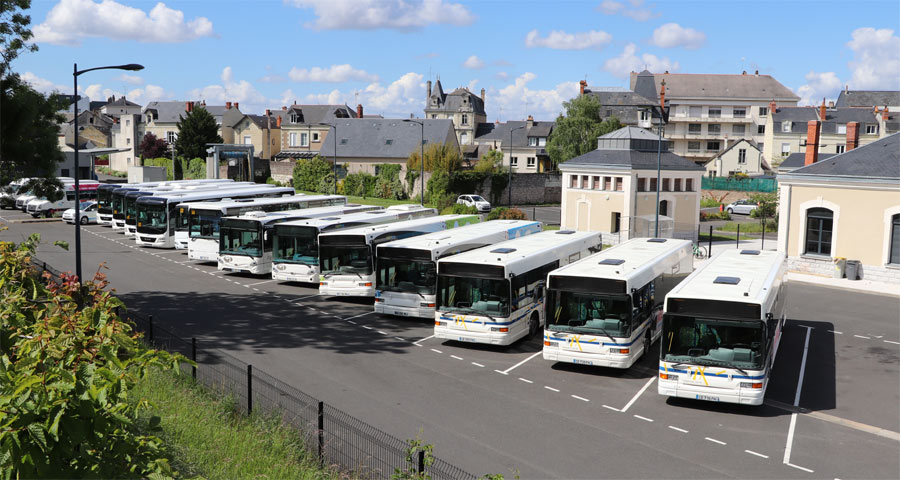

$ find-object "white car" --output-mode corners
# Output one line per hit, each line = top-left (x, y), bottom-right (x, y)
(62, 202), (99, 225)
(456, 194), (491, 213)
(724, 199), (758, 215)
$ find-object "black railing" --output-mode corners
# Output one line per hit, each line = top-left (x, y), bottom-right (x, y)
(32, 259), (476, 480)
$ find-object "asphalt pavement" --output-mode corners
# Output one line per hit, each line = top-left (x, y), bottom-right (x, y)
(2, 209), (898, 479)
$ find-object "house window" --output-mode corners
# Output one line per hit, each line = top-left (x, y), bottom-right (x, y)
(757, 125), (766, 134)
(759, 106), (769, 116)
(340, 138), (348, 145)
(836, 124), (846, 134)
(460, 132), (469, 144)
(538, 137), (546, 147)
(708, 107), (721, 118)
(528, 137), (537, 146)
(781, 121), (791, 132)
(636, 177), (644, 192)
(866, 124), (877, 134)
(706, 141), (720, 151)
(527, 157), (536, 168)
(581, 176), (590, 189)
(640, 111), (650, 121)
(688, 124), (701, 135)
(125, 119), (130, 126)
(688, 141), (701, 152)
(166, 131), (176, 144)
(510, 156), (518, 167)
(708, 124), (721, 134)
(805, 208), (833, 256)
(300, 132), (309, 147)
(662, 178), (670, 191)
(673, 178), (682, 192)
(290, 113), (301, 123)
(570, 175), (578, 188)
(732, 124), (746, 135)
(649, 177), (658, 192)
(836, 145), (845, 154)
(890, 214), (900, 264)
(289, 132), (297, 147)
(312, 132), (320, 142)
(60, 169), (70, 177)
(614, 177), (623, 191)
(738, 149), (747, 164)
(431, 114), (437, 119)
(733, 108), (746, 118)
(126, 138), (131, 145)
(243, 136), (252, 145)
(461, 114), (468, 125)
(689, 106), (701, 118)
(685, 178), (694, 191)
(603, 176), (611, 190)
(592, 176), (600, 189)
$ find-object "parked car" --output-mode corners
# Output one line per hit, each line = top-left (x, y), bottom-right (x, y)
(456, 194), (491, 213)
(725, 199), (758, 215)
(62, 202), (99, 225)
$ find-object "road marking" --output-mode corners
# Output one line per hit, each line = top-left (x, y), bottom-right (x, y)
(499, 351), (543, 375)
(362, 326), (372, 330)
(854, 334), (871, 339)
(571, 395), (590, 402)
(430, 348), (443, 354)
(633, 415), (653, 422)
(620, 377), (657, 413)
(343, 312), (373, 322)
(347, 320), (357, 325)
(668, 426), (688, 433)
(745, 450), (769, 459)
(544, 386), (560, 392)
(450, 355), (464, 360)
(296, 293), (320, 300)
(471, 362), (485, 368)
(885, 340), (900, 345)
(705, 437), (726, 446)
(413, 335), (434, 346)
(377, 330), (388, 335)
(518, 377), (533, 384)
(602, 405), (621, 412)
(246, 279), (276, 287)
(395, 337), (405, 342)
(786, 463), (814, 473)
(828, 330), (842, 334)
(784, 325), (812, 466)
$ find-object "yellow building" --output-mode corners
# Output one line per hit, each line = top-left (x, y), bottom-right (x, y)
(230, 112), (280, 161)
(559, 127), (704, 242)
(777, 132), (900, 283)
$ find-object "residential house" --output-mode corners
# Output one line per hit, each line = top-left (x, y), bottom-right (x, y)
(64, 110), (114, 149)
(274, 103), (358, 161)
(231, 111), (280, 161)
(558, 126), (704, 242)
(473, 116), (555, 172)
(777, 152), (835, 173)
(581, 70), (658, 127)
(704, 139), (770, 177)
(141, 101), (242, 149)
(103, 96), (144, 171)
(424, 79), (486, 146)
(630, 71), (800, 164)
(835, 88), (900, 110)
(777, 131), (900, 284)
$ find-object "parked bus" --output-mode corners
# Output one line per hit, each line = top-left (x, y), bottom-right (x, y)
(216, 204), (378, 274)
(658, 249), (786, 406)
(122, 182), (256, 237)
(183, 194), (346, 256)
(133, 185), (294, 248)
(271, 205), (436, 283)
(16, 177), (75, 211)
(318, 214), (480, 297)
(374, 220), (543, 319)
(434, 230), (603, 346)
(27, 180), (100, 217)
(97, 179), (235, 225)
(542, 238), (693, 369)
(111, 182), (248, 231)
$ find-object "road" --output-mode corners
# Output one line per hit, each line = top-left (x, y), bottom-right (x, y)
(3, 210), (898, 479)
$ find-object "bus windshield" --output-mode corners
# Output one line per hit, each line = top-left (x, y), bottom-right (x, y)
(662, 315), (765, 370)
(189, 209), (223, 239)
(112, 192), (130, 217)
(320, 245), (371, 275)
(125, 195), (143, 221)
(545, 291), (632, 337)
(98, 189), (113, 209)
(136, 203), (168, 234)
(273, 226), (319, 265)
(437, 276), (510, 318)
(219, 219), (262, 257)
(377, 257), (436, 295)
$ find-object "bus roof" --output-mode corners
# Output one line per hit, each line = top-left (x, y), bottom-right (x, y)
(223, 204), (377, 224)
(666, 249), (785, 307)
(318, 214), (477, 244)
(176, 194), (343, 211)
(438, 230), (603, 277)
(548, 238), (692, 292)
(136, 185), (294, 205)
(275, 205), (435, 230)
(377, 220), (542, 261)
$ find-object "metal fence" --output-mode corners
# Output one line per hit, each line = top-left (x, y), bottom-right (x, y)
(31, 259), (476, 480)
(701, 176), (777, 192)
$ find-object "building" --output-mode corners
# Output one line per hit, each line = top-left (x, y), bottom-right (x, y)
(630, 71), (800, 164)
(558, 126), (704, 242)
(231, 111), (280, 161)
(473, 116), (555, 172)
(581, 70), (658, 128)
(141, 101), (242, 148)
(777, 152), (835, 173)
(777, 132), (900, 284)
(835, 88), (900, 110)
(704, 138), (770, 177)
(274, 103), (358, 161)
(424, 79), (486, 146)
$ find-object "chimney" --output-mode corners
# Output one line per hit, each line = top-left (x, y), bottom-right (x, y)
(819, 98), (826, 120)
(742, 70), (747, 75)
(234, 102), (239, 110)
(579, 79), (587, 96)
(265, 109), (271, 116)
(356, 104), (364, 118)
(845, 85), (849, 93)
(846, 121), (859, 151)
(828, 100), (835, 108)
(282, 105), (287, 111)
(427, 80), (432, 100)
(883, 106), (890, 122)
(769, 100), (776, 115)
(659, 80), (666, 110)
(186, 101), (193, 113)
(755, 70), (759, 76)
(276, 115), (282, 128)
(480, 87), (485, 104)
(526, 115), (534, 129)
(804, 120), (821, 166)
(226, 101), (232, 109)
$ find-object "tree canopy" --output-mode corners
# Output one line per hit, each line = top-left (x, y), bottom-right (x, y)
(546, 94), (622, 167)
(406, 142), (462, 174)
(0, 0), (37, 78)
(139, 132), (169, 159)
(174, 107), (222, 160)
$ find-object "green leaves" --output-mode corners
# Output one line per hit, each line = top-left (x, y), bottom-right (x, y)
(53, 240), (68, 250)
(175, 106), (223, 161)
(546, 94), (623, 167)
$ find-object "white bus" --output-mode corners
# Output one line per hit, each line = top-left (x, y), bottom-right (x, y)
(16, 177), (76, 211)
(435, 230), (603, 346)
(658, 249), (787, 406)
(97, 179), (235, 225)
(184, 194), (346, 257)
(542, 238), (693, 369)
(271, 205), (437, 283)
(111, 181), (251, 231)
(216, 204), (379, 274)
(26, 180), (100, 217)
(374, 220), (543, 319)
(318, 214), (480, 297)
(122, 182), (257, 237)
(133, 185), (294, 248)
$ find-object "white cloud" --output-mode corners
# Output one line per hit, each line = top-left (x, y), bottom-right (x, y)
(597, 0), (658, 21)
(846, 27), (900, 90)
(524, 29), (612, 50)
(221, 66), (234, 83)
(116, 73), (144, 85)
(602, 43), (679, 79)
(126, 84), (173, 104)
(651, 23), (706, 49)
(491, 72), (580, 121)
(259, 74), (287, 83)
(21, 72), (68, 94)
(82, 84), (112, 101)
(287, 0), (474, 31)
(189, 66), (270, 113)
(462, 55), (485, 69)
(494, 71), (509, 81)
(33, 0), (214, 46)
(795, 71), (843, 106)
(298, 72), (426, 118)
(288, 64), (379, 83)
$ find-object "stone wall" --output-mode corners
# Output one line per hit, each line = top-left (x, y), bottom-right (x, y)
(787, 256), (900, 284)
(269, 160), (294, 184)
(469, 173), (561, 205)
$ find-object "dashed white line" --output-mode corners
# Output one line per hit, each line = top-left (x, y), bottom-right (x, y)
(450, 355), (464, 360)
(884, 340), (900, 345)
(430, 348), (443, 354)
(245, 279), (276, 287)
(786, 463), (814, 473)
(668, 426), (688, 433)
(362, 325), (372, 330)
(347, 320), (357, 325)
(518, 377), (533, 384)
(602, 405), (621, 412)
(544, 386), (560, 392)
(571, 395), (589, 402)
(828, 330), (843, 334)
(412, 335), (434, 346)
(343, 312), (374, 321)
(633, 414), (654, 422)
(705, 437), (726, 445)
(377, 330), (388, 335)
(395, 337), (405, 342)
(471, 362), (485, 368)
(854, 334), (871, 339)
(745, 450), (769, 459)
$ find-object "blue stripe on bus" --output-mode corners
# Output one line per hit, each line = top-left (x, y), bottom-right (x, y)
(658, 366), (766, 380)
(438, 303), (540, 326)
(544, 321), (652, 347)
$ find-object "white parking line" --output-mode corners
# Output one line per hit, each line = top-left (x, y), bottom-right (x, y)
(705, 437), (726, 445)
(745, 450), (769, 459)
(362, 326), (372, 330)
(620, 377), (657, 412)
(854, 334), (871, 339)
(633, 415), (653, 422)
(246, 279), (276, 287)
(518, 377), (533, 384)
(499, 351), (542, 375)
(786, 463), (814, 473)
(571, 395), (590, 402)
(885, 340), (900, 345)
(347, 320), (357, 325)
(395, 337), (405, 342)
(450, 355), (464, 360)
(544, 386), (560, 392)
(430, 348), (443, 354)
(296, 293), (319, 300)
(377, 331), (388, 335)
(784, 325), (812, 467)
(413, 335), (434, 346)
(668, 426), (688, 433)
(602, 405), (621, 412)
(343, 312), (373, 322)
(471, 362), (485, 368)
(828, 330), (843, 334)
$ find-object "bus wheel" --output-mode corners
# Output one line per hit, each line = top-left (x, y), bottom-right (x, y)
(528, 312), (540, 339)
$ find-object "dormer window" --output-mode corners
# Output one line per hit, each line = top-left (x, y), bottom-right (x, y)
(781, 121), (791, 132)
(461, 114), (468, 125)
(290, 113), (301, 123)
(528, 137), (537, 146)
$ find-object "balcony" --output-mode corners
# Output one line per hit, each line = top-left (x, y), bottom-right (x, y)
(668, 115), (754, 123)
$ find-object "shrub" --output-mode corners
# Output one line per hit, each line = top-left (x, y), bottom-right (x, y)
(487, 207), (527, 220)
(700, 196), (721, 208)
(142, 157), (176, 180)
(440, 204), (478, 215)
(293, 156), (332, 193)
(185, 158), (206, 179)
(700, 210), (731, 221)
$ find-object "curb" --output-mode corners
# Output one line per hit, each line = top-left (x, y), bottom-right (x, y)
(785, 271), (899, 298)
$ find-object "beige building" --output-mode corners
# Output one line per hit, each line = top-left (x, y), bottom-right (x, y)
(704, 139), (770, 177)
(230, 112), (280, 161)
(559, 127), (704, 242)
(425, 79), (486, 146)
(777, 132), (900, 283)
(473, 116), (555, 173)
(274, 103), (358, 162)
(141, 101), (242, 150)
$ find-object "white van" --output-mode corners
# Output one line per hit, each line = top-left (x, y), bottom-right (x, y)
(27, 180), (100, 217)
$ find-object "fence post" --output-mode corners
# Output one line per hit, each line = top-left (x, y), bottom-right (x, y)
(247, 364), (253, 416)
(697, 222), (701, 242)
(708, 225), (713, 257)
(191, 337), (197, 379)
(317, 401), (325, 461)
(533, 206), (536, 221)
(761, 217), (766, 250)
(736, 224), (740, 248)
(148, 315), (153, 343)
(417, 450), (425, 475)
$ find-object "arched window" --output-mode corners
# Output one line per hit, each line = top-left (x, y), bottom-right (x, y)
(805, 208), (833, 256)
(659, 200), (669, 217)
(890, 214), (900, 265)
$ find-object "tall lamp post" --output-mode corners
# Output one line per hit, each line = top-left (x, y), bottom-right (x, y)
(403, 119), (425, 206)
(508, 125), (526, 207)
(73, 63), (143, 288)
(316, 123), (337, 195)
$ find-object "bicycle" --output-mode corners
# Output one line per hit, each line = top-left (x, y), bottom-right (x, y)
(692, 243), (708, 260)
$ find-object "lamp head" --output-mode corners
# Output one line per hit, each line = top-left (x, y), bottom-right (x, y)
(120, 64), (144, 71)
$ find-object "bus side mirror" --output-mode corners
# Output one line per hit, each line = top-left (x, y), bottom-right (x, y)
(264, 231), (269, 241)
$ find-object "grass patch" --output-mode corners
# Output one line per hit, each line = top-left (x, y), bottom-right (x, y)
(699, 233), (753, 242)
(719, 220), (777, 233)
(132, 367), (339, 479)
(543, 225), (560, 230)
(298, 190), (420, 208)
(700, 197), (722, 208)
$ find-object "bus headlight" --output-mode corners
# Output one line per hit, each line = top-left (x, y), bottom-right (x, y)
(660, 373), (678, 381)
(435, 321), (446, 326)
(275, 264), (286, 271)
(543, 341), (558, 347)
(609, 348), (630, 354)
(490, 327), (509, 332)
(419, 302), (435, 308)
(740, 382), (763, 389)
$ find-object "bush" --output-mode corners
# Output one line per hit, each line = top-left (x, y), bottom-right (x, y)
(700, 210), (731, 221)
(440, 203), (478, 215)
(292, 156), (332, 193)
(425, 170), (454, 210)
(700, 197), (721, 208)
(185, 158), (206, 179)
(142, 157), (176, 180)
(487, 207), (527, 220)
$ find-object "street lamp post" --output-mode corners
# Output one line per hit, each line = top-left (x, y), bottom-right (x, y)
(403, 119), (425, 206)
(316, 123), (337, 195)
(73, 62), (143, 289)
(508, 125), (526, 207)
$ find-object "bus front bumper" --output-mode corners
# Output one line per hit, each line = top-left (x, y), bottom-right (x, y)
(434, 322), (518, 346)
(272, 266), (318, 283)
(218, 256), (269, 275)
(374, 302), (434, 319)
(319, 283), (375, 297)
(657, 379), (764, 405)
(123, 226), (136, 237)
(542, 346), (633, 368)
(188, 249), (218, 262)
(135, 234), (168, 248)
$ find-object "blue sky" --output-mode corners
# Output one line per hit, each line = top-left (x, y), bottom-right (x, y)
(16, 0), (900, 120)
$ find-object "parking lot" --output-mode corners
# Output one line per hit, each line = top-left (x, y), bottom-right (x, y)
(3, 208), (899, 479)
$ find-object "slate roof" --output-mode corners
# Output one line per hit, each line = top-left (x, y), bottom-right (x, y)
(281, 104), (357, 125)
(474, 120), (555, 148)
(820, 108), (877, 134)
(562, 126), (703, 171)
(630, 72), (799, 101)
(239, 114), (278, 129)
(773, 106), (879, 134)
(105, 96), (140, 107)
(632, 70), (658, 102)
(778, 152), (836, 170)
(705, 139), (771, 171)
(318, 118), (455, 159)
(772, 107), (819, 134)
(835, 90), (900, 108)
(780, 133), (899, 179)
(143, 101), (234, 124)
(426, 80), (486, 116)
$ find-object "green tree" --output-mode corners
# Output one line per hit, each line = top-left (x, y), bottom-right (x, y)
(407, 142), (462, 174)
(292, 155), (333, 193)
(749, 192), (778, 220)
(175, 106), (222, 160)
(474, 149), (504, 173)
(0, 0), (37, 78)
(546, 95), (622, 167)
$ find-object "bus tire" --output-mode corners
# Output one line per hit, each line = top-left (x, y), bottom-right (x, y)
(528, 312), (540, 339)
